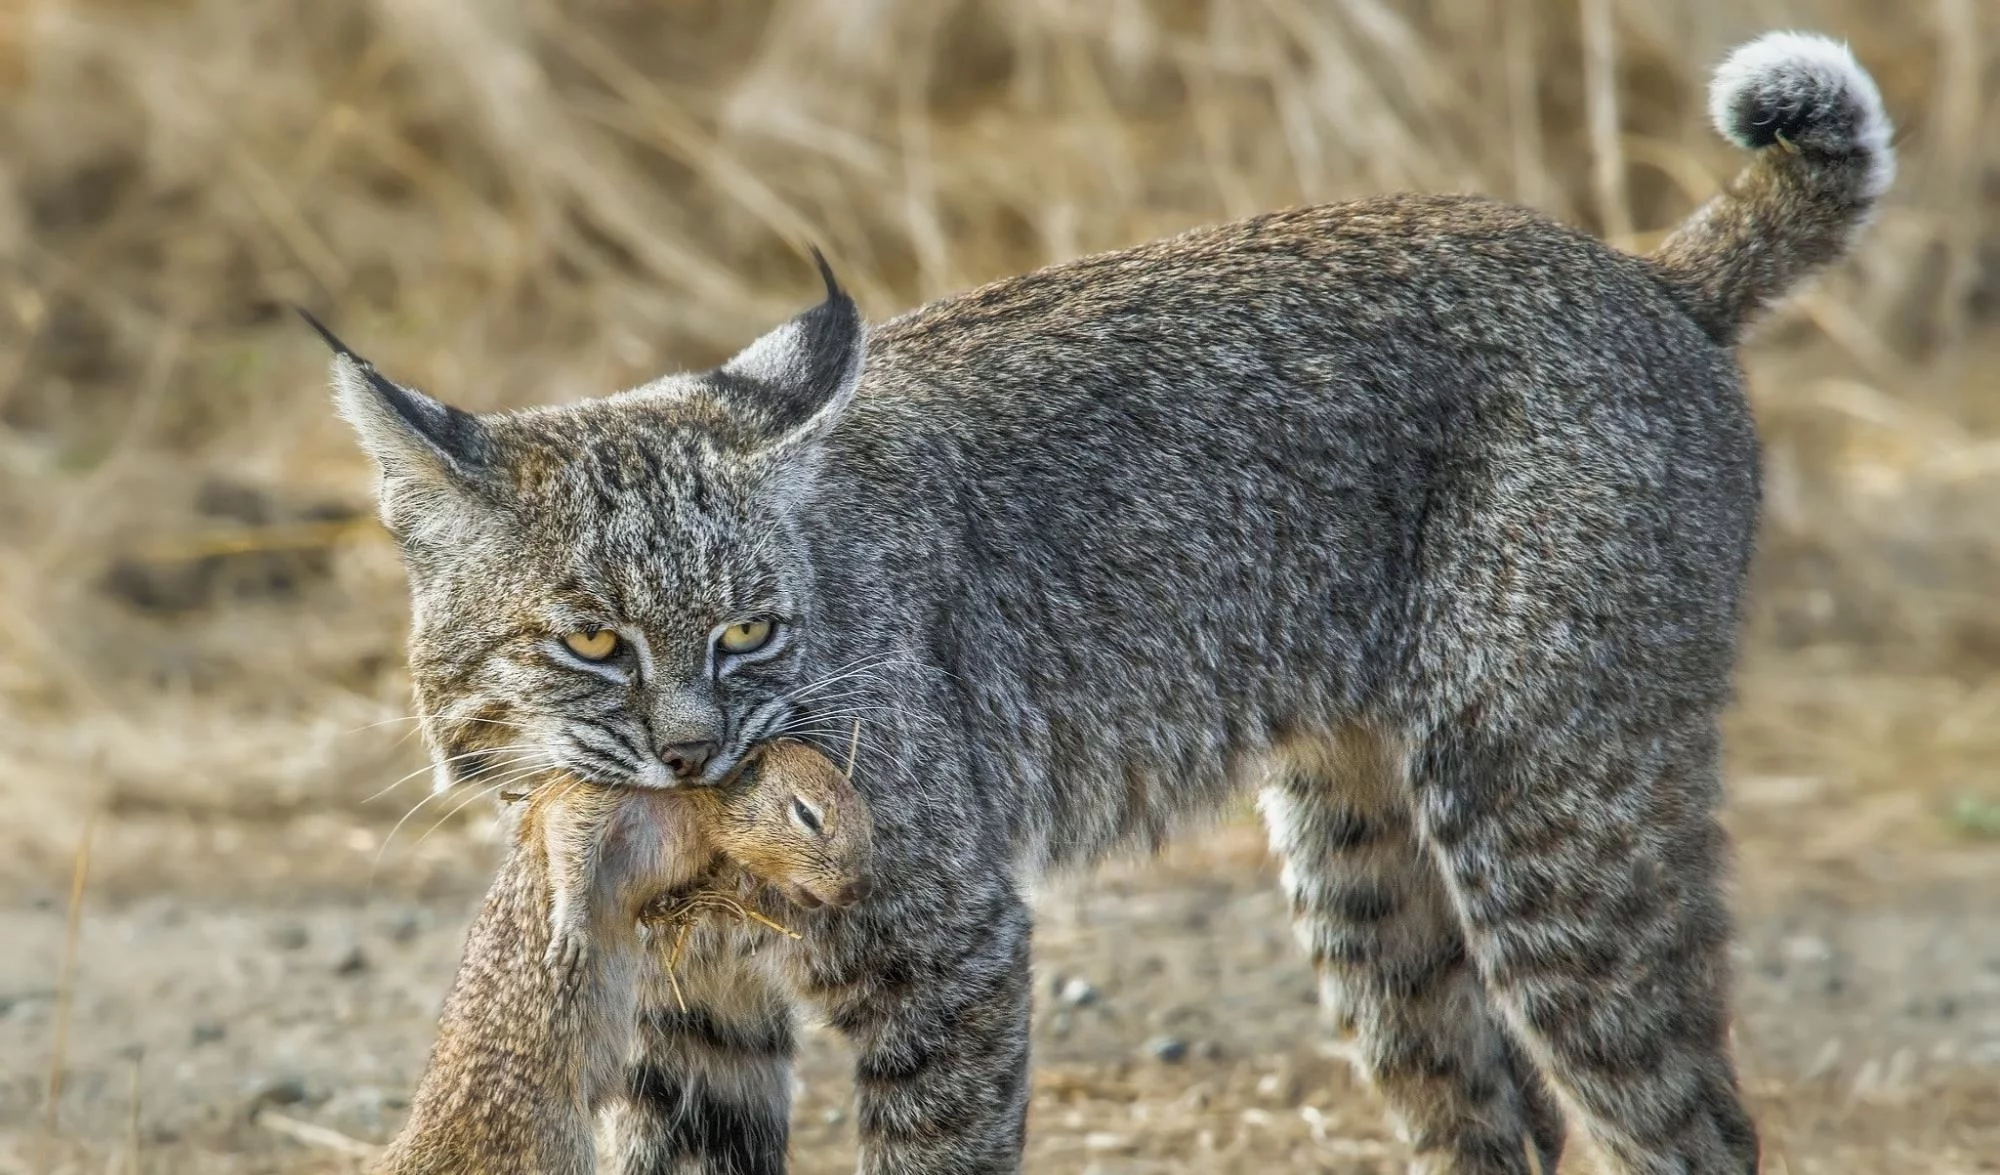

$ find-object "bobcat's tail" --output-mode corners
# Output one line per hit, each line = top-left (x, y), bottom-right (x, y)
(1650, 32), (1894, 344)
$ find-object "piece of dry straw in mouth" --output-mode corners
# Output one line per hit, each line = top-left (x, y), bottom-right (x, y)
(646, 888), (800, 1012)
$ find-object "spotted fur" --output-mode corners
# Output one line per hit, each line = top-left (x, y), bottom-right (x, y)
(342, 32), (1889, 1175)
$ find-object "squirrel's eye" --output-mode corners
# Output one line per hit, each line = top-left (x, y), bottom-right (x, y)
(718, 618), (775, 655)
(563, 630), (620, 661)
(791, 796), (824, 834)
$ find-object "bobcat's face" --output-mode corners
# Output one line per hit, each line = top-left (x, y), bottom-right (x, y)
(315, 262), (864, 793)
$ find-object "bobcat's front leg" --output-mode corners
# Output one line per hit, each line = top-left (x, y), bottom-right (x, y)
(805, 883), (1034, 1174)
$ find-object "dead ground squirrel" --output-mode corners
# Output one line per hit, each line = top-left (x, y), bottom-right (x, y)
(373, 739), (870, 1175)
(537, 738), (874, 988)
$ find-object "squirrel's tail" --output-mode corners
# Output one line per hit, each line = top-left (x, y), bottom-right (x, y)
(1650, 32), (1894, 344)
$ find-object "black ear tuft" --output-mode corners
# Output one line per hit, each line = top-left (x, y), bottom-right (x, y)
(809, 245), (843, 303)
(305, 308), (494, 478)
(715, 251), (866, 440)
(295, 305), (357, 359)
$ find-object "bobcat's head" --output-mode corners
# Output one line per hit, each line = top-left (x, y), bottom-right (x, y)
(318, 260), (863, 793)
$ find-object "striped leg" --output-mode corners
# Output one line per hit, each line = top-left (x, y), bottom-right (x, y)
(1263, 726), (1566, 1174)
(800, 884), (1034, 1175)
(1417, 717), (1759, 1174)
(605, 944), (796, 1175)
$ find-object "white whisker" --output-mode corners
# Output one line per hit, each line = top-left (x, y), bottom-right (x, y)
(361, 744), (545, 804)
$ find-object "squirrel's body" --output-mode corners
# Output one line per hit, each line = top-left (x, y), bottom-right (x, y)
(375, 740), (869, 1175)
(539, 739), (874, 986)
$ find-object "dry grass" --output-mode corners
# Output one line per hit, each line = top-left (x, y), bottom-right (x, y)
(0, 0), (1996, 1170)
(0, 0), (1994, 845)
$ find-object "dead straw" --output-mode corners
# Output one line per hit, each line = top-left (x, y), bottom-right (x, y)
(1578, 0), (1632, 246)
(645, 888), (801, 1014)
(253, 1109), (381, 1160)
(43, 804), (96, 1138)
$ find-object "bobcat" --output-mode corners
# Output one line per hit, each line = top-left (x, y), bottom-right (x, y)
(330, 33), (1892, 1175)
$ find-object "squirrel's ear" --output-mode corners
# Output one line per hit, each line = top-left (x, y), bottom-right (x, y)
(713, 249), (864, 446)
(301, 309), (503, 542)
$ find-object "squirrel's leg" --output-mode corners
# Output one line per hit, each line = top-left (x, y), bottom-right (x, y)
(542, 816), (596, 990)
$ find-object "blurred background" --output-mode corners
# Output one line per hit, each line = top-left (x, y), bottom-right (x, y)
(0, 1), (1996, 1172)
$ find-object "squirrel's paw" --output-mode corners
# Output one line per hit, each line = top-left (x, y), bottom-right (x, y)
(543, 926), (589, 988)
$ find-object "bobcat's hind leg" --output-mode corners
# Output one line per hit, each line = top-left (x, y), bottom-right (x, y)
(1417, 716), (1758, 1175)
(1263, 725), (1566, 1174)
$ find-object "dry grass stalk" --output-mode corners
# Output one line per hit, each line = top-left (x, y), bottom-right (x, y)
(253, 1109), (381, 1160)
(124, 1049), (143, 1175)
(647, 888), (801, 1014)
(42, 804), (95, 1140)
(1578, 0), (1632, 245)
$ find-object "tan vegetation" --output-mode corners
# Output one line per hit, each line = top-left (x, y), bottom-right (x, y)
(0, 1), (1995, 1172)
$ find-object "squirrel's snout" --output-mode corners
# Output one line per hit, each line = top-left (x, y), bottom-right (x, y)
(786, 875), (872, 910)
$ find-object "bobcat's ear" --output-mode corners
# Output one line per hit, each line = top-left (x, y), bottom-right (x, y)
(300, 309), (500, 540)
(715, 250), (865, 446)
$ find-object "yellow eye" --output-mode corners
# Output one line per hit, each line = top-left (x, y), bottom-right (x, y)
(563, 630), (619, 661)
(718, 619), (775, 655)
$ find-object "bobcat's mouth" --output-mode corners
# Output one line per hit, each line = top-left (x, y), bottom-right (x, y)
(702, 701), (794, 787)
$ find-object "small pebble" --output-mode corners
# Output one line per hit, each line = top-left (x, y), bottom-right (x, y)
(1144, 1035), (1190, 1064)
(1057, 977), (1098, 1007)
(821, 1107), (846, 1126)
(270, 924), (310, 951)
(250, 1076), (310, 1110)
(192, 1020), (227, 1046)
(335, 946), (370, 977)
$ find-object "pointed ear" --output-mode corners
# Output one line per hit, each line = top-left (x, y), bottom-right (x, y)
(301, 309), (494, 478)
(300, 309), (500, 542)
(714, 250), (865, 444)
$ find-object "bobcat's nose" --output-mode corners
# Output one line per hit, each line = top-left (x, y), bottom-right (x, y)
(656, 740), (717, 780)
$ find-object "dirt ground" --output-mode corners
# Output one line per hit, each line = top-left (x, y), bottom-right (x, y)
(2, 2), (1996, 1172)
(2, 653), (1997, 1175)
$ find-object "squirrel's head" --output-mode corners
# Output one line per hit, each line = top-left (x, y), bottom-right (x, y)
(714, 740), (874, 910)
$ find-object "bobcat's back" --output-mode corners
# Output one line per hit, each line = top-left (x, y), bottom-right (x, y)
(824, 193), (1758, 868)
